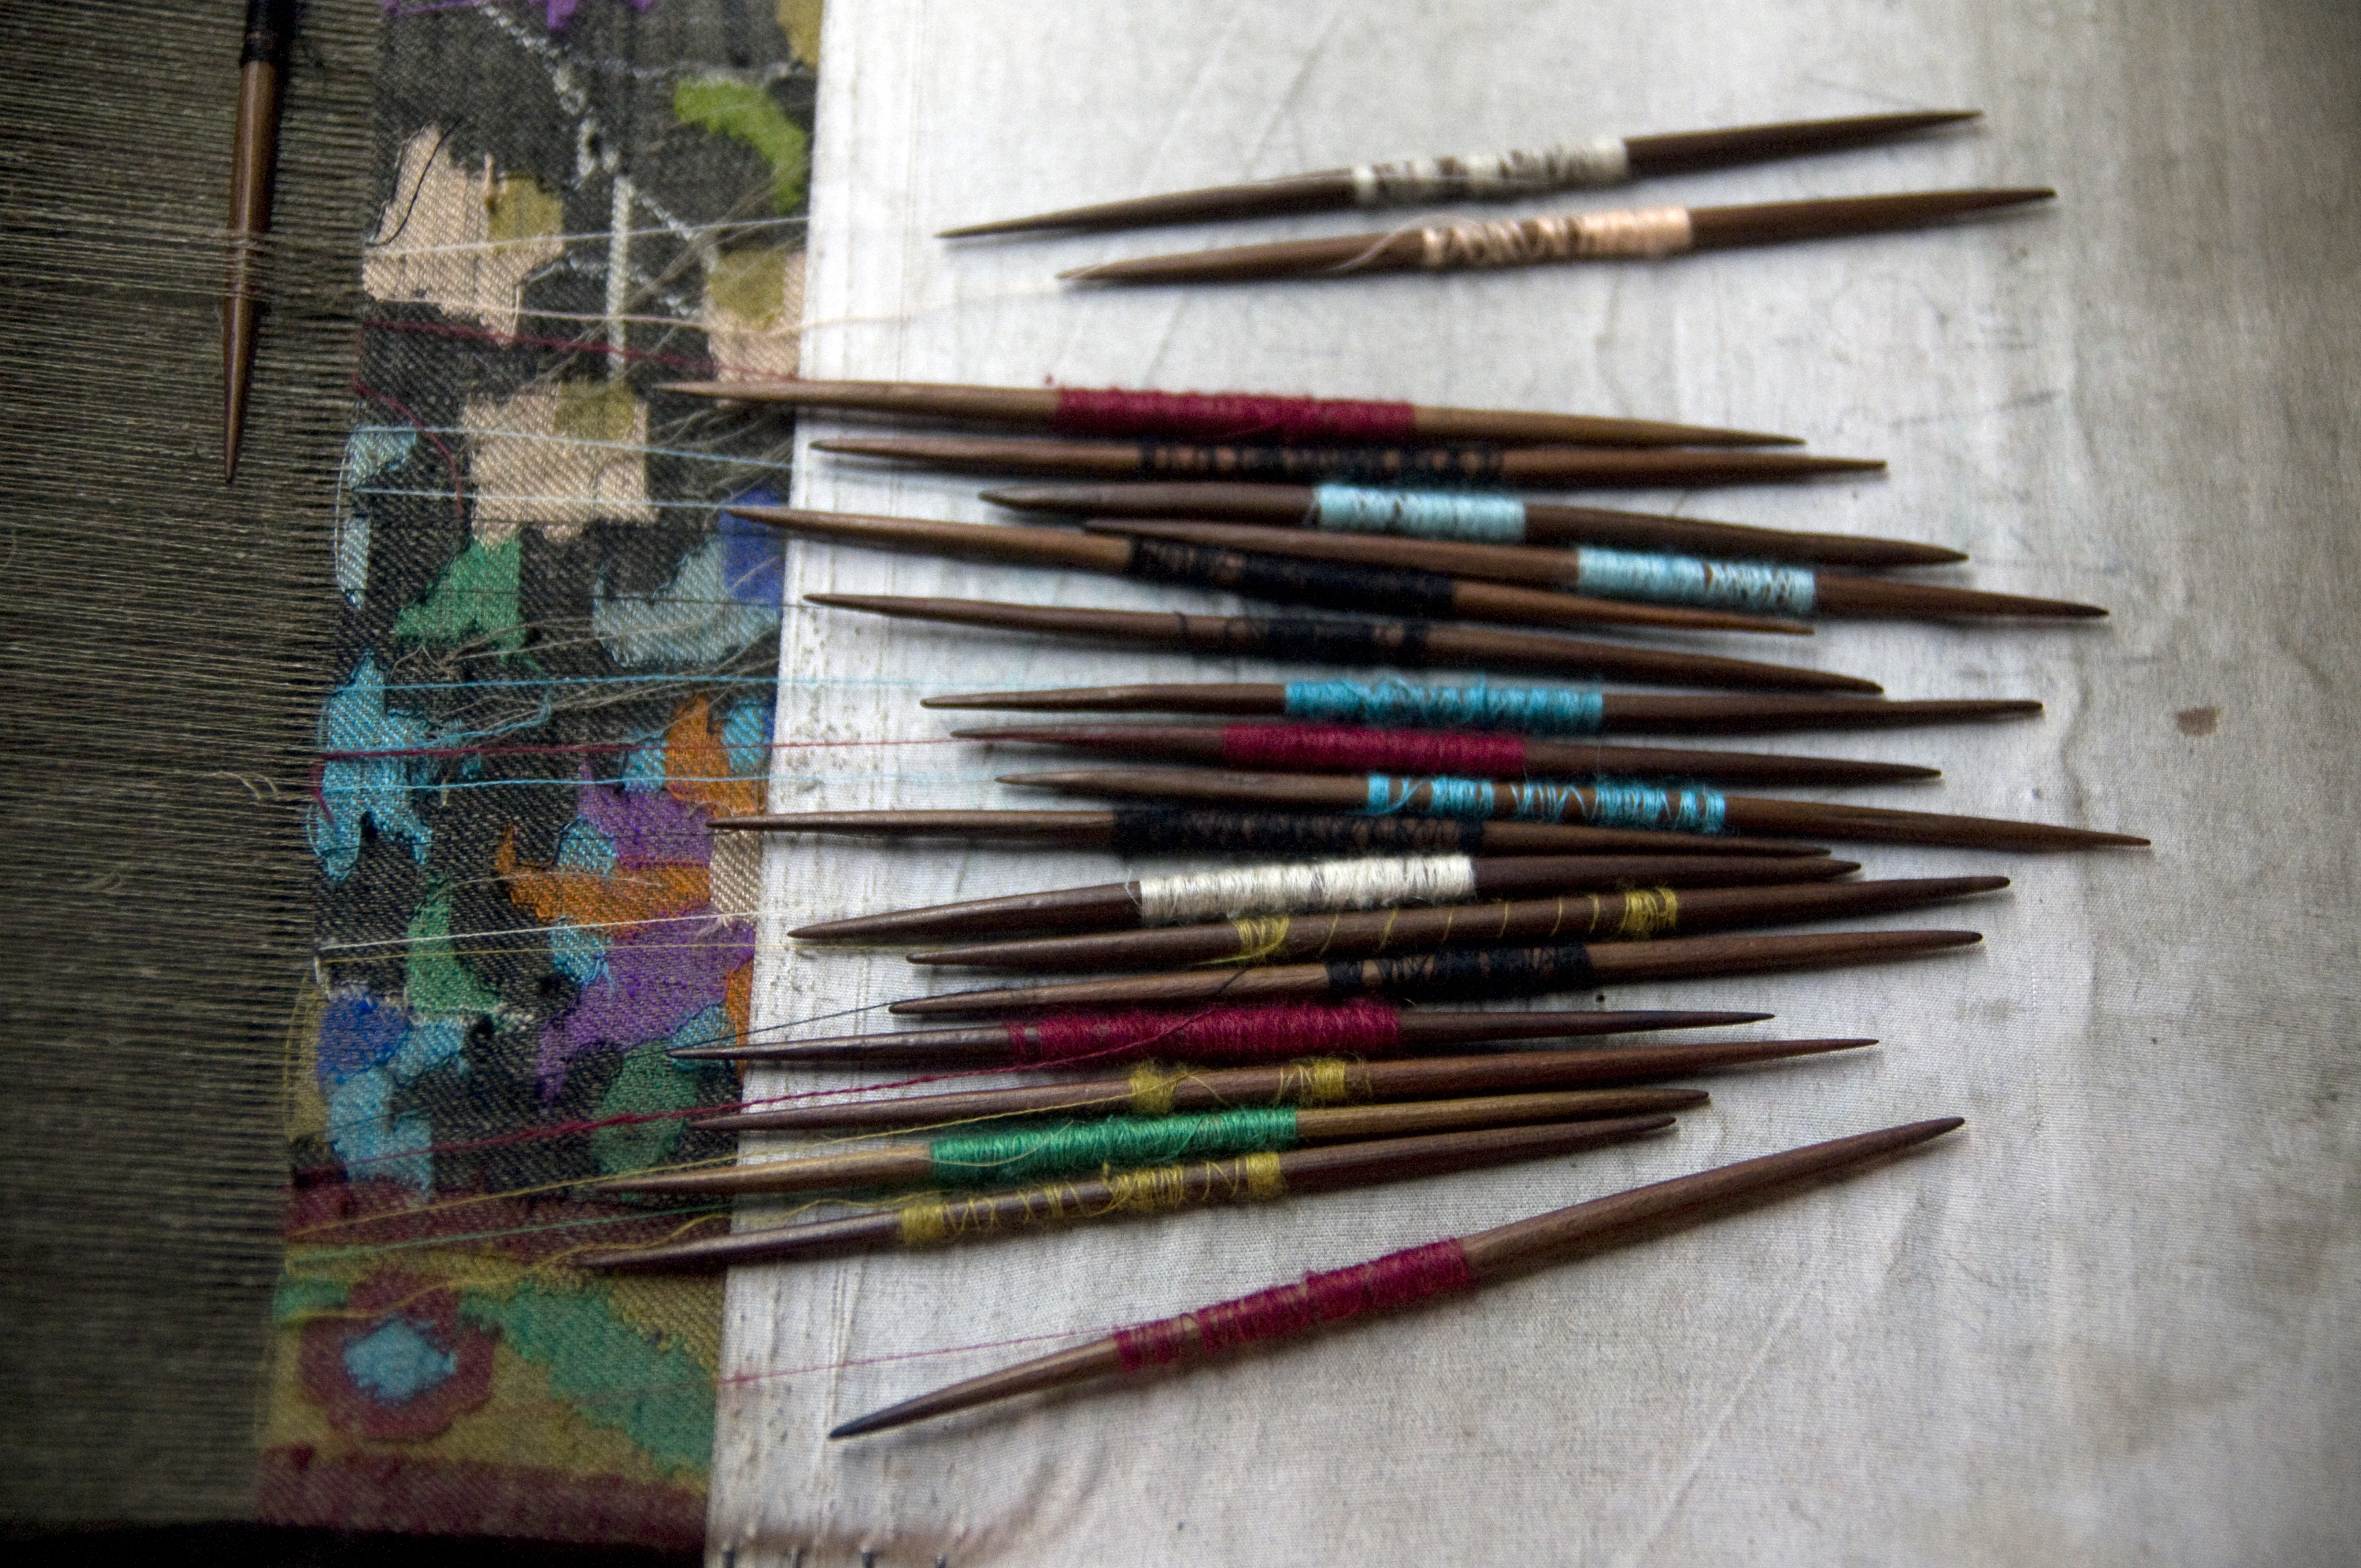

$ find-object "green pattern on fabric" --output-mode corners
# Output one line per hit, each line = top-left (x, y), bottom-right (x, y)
(591, 1040), (701, 1176)
(674, 78), (810, 214)
(392, 533), (525, 653)
(460, 1283), (717, 1478)
(274, 1275), (352, 1326)
(404, 885), (500, 1017)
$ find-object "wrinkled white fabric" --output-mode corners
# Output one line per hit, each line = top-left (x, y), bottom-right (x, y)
(715, 3), (2361, 1564)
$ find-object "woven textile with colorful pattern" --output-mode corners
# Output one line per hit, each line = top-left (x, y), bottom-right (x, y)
(260, 1), (822, 1547)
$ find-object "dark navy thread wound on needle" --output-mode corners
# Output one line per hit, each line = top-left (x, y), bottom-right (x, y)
(1125, 538), (1460, 618)
(1323, 943), (1599, 999)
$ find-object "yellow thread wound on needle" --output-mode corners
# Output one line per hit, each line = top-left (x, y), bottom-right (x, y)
(1616, 885), (1680, 939)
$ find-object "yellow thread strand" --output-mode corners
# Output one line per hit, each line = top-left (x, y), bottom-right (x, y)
(1104, 1162), (1195, 1213)
(1616, 885), (1680, 939)
(1241, 1150), (1287, 1200)
(1276, 1057), (1360, 1106)
(898, 1200), (954, 1246)
(1128, 1061), (1184, 1115)
(1221, 913), (1293, 965)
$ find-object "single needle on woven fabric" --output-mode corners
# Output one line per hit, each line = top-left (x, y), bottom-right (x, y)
(222, 0), (295, 483)
(938, 110), (1981, 236)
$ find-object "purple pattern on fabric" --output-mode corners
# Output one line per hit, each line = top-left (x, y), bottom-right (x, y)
(536, 913), (751, 1095)
(573, 770), (714, 867)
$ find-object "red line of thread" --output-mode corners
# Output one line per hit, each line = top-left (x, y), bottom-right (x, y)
(352, 379), (467, 519)
(1220, 723), (1528, 776)
(1051, 388), (1420, 445)
(1016, 1000), (1405, 1065)
(1113, 1238), (1475, 1371)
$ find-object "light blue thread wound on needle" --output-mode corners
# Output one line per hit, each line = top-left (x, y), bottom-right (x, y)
(1310, 484), (1528, 543)
(1283, 679), (1606, 734)
(1584, 781), (1729, 834)
(1361, 774), (1584, 821)
(1573, 547), (1817, 617)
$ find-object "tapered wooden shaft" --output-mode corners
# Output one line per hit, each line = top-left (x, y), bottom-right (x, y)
(1085, 519), (2106, 620)
(804, 595), (1885, 694)
(914, 876), (2006, 972)
(579, 1116), (1680, 1273)
(594, 1091), (1675, 1198)
(788, 854), (1863, 943)
(984, 483), (1967, 569)
(829, 1116), (1965, 1436)
(223, 0), (295, 483)
(1061, 189), (2055, 285)
(1003, 767), (2152, 852)
(740, 507), (1803, 635)
(670, 1007), (1773, 1065)
(703, 1040), (1858, 1132)
(953, 723), (1935, 786)
(927, 684), (2043, 735)
(889, 929), (1980, 1017)
(814, 437), (1882, 486)
(940, 111), (1979, 236)
(711, 806), (1832, 858)
(660, 377), (1794, 448)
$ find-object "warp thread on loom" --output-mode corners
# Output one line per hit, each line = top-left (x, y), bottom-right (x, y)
(1128, 538), (1462, 618)
(1134, 854), (1480, 925)
(1109, 807), (1481, 857)
(1136, 442), (1509, 484)
(1010, 1001), (1406, 1065)
(1415, 207), (1695, 270)
(1112, 1239), (1477, 1369)
(1283, 679), (1607, 735)
(896, 1152), (1289, 1246)
(1350, 137), (1631, 204)
(1364, 774), (1586, 821)
(1122, 1058), (1355, 1115)
(1251, 617), (1433, 667)
(1222, 724), (1528, 777)
(1324, 944), (1600, 999)
(1307, 484), (1529, 544)
(1051, 388), (1418, 445)
(925, 1107), (1303, 1186)
(1575, 547), (1817, 617)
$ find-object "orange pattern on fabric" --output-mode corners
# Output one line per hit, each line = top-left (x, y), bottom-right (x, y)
(494, 829), (710, 926)
(662, 695), (766, 818)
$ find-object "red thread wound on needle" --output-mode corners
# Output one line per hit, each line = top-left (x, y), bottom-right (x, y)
(1051, 388), (1420, 445)
(1220, 723), (1528, 776)
(1113, 1239), (1476, 1370)
(1013, 1000), (1404, 1065)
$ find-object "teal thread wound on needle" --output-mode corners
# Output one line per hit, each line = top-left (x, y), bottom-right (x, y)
(1573, 547), (1817, 617)
(1310, 484), (1528, 543)
(1282, 679), (1606, 735)
(927, 1107), (1303, 1186)
(1584, 781), (1729, 834)
(1361, 774), (1582, 821)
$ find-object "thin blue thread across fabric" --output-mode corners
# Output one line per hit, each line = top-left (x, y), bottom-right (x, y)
(1282, 679), (1606, 735)
(1310, 484), (1528, 543)
(1573, 547), (1817, 617)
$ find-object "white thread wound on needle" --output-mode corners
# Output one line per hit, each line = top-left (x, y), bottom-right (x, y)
(1133, 855), (1480, 926)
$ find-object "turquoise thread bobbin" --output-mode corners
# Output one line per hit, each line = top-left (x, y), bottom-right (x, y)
(1310, 484), (1528, 543)
(1282, 680), (1607, 735)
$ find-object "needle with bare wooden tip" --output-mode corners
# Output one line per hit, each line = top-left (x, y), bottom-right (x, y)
(657, 376), (1796, 447)
(805, 595), (1884, 694)
(811, 437), (1883, 488)
(701, 1039), (1867, 1134)
(829, 1115), (1965, 1437)
(983, 482), (1968, 569)
(1002, 767), (2152, 852)
(222, 0), (296, 482)
(888, 929), (1982, 1018)
(708, 806), (1833, 858)
(912, 876), (2009, 974)
(953, 723), (1937, 787)
(923, 684), (2043, 736)
(1059, 189), (2056, 286)
(938, 111), (1980, 237)
(788, 853), (1863, 944)
(588, 1091), (1680, 1199)
(666, 1005), (1771, 1066)
(739, 507), (1804, 636)
(578, 1116), (1680, 1274)
(1083, 519), (2107, 621)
